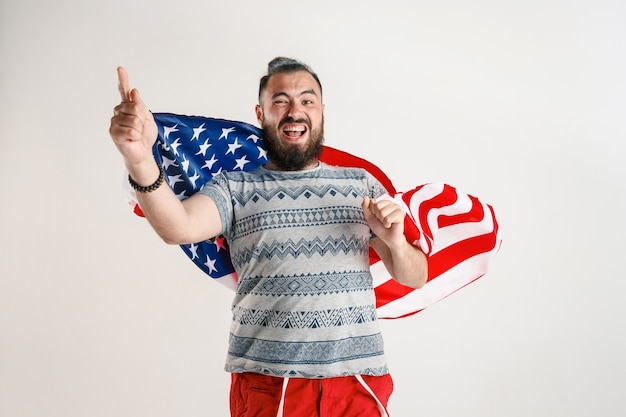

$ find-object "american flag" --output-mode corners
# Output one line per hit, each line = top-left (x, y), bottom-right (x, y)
(126, 113), (502, 319)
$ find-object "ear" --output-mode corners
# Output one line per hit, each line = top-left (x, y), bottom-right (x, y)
(255, 104), (263, 125)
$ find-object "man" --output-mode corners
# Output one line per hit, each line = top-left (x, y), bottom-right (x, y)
(109, 57), (427, 417)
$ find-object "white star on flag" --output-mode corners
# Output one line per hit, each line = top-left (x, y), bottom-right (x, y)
(188, 243), (199, 260)
(167, 174), (184, 188)
(171, 138), (183, 156)
(191, 123), (206, 140)
(219, 127), (236, 140)
(163, 124), (179, 139)
(181, 155), (190, 173)
(196, 139), (211, 156)
(162, 155), (178, 170)
(189, 171), (201, 188)
(234, 156), (250, 170)
(203, 155), (219, 170)
(204, 256), (218, 273)
(226, 138), (243, 155)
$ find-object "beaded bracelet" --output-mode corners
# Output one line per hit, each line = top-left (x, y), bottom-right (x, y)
(128, 165), (165, 193)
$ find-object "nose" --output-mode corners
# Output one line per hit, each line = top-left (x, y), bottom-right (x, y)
(287, 101), (304, 119)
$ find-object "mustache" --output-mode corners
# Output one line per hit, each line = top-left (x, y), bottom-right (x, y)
(279, 116), (311, 129)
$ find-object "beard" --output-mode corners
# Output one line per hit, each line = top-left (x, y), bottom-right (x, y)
(262, 116), (324, 171)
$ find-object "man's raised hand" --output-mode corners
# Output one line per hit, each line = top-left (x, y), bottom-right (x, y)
(109, 67), (158, 172)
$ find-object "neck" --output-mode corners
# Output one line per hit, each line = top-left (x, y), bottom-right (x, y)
(264, 159), (320, 171)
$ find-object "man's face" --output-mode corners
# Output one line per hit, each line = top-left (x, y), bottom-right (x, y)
(256, 71), (325, 170)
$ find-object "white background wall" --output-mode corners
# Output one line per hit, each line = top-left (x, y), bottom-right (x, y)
(1, 0), (625, 416)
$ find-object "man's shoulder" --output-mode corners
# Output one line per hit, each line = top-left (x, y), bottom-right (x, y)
(320, 162), (372, 179)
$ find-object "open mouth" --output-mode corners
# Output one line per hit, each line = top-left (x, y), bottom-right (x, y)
(282, 125), (308, 140)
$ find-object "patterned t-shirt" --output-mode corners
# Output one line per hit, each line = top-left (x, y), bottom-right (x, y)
(199, 162), (389, 378)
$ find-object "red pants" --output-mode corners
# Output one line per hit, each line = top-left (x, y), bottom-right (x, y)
(230, 372), (393, 417)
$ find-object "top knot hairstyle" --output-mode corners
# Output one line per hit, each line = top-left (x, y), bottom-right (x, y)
(258, 57), (323, 100)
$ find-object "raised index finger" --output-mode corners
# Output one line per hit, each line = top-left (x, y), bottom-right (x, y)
(117, 66), (131, 102)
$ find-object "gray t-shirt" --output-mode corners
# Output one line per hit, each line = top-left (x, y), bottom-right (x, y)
(199, 162), (389, 378)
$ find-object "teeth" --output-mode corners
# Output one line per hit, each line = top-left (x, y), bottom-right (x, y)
(283, 126), (305, 132)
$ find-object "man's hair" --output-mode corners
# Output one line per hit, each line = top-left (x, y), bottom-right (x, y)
(258, 57), (323, 100)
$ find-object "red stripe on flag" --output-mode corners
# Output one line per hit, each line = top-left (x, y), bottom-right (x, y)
(320, 146), (396, 194)
(428, 205), (500, 279)
(437, 194), (485, 228)
(427, 231), (498, 280)
(133, 204), (145, 217)
(400, 185), (460, 251)
(374, 279), (416, 309)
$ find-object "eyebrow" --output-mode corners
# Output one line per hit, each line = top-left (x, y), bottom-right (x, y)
(271, 89), (318, 100)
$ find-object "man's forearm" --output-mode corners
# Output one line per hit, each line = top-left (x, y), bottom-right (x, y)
(388, 240), (428, 289)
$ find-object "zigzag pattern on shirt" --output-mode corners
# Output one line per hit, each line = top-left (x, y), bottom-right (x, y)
(230, 184), (367, 206)
(232, 305), (378, 329)
(233, 206), (366, 238)
(228, 333), (384, 365)
(236, 270), (372, 297)
(226, 165), (374, 185)
(230, 235), (370, 267)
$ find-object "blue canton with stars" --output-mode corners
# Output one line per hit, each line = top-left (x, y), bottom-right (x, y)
(151, 113), (268, 280)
